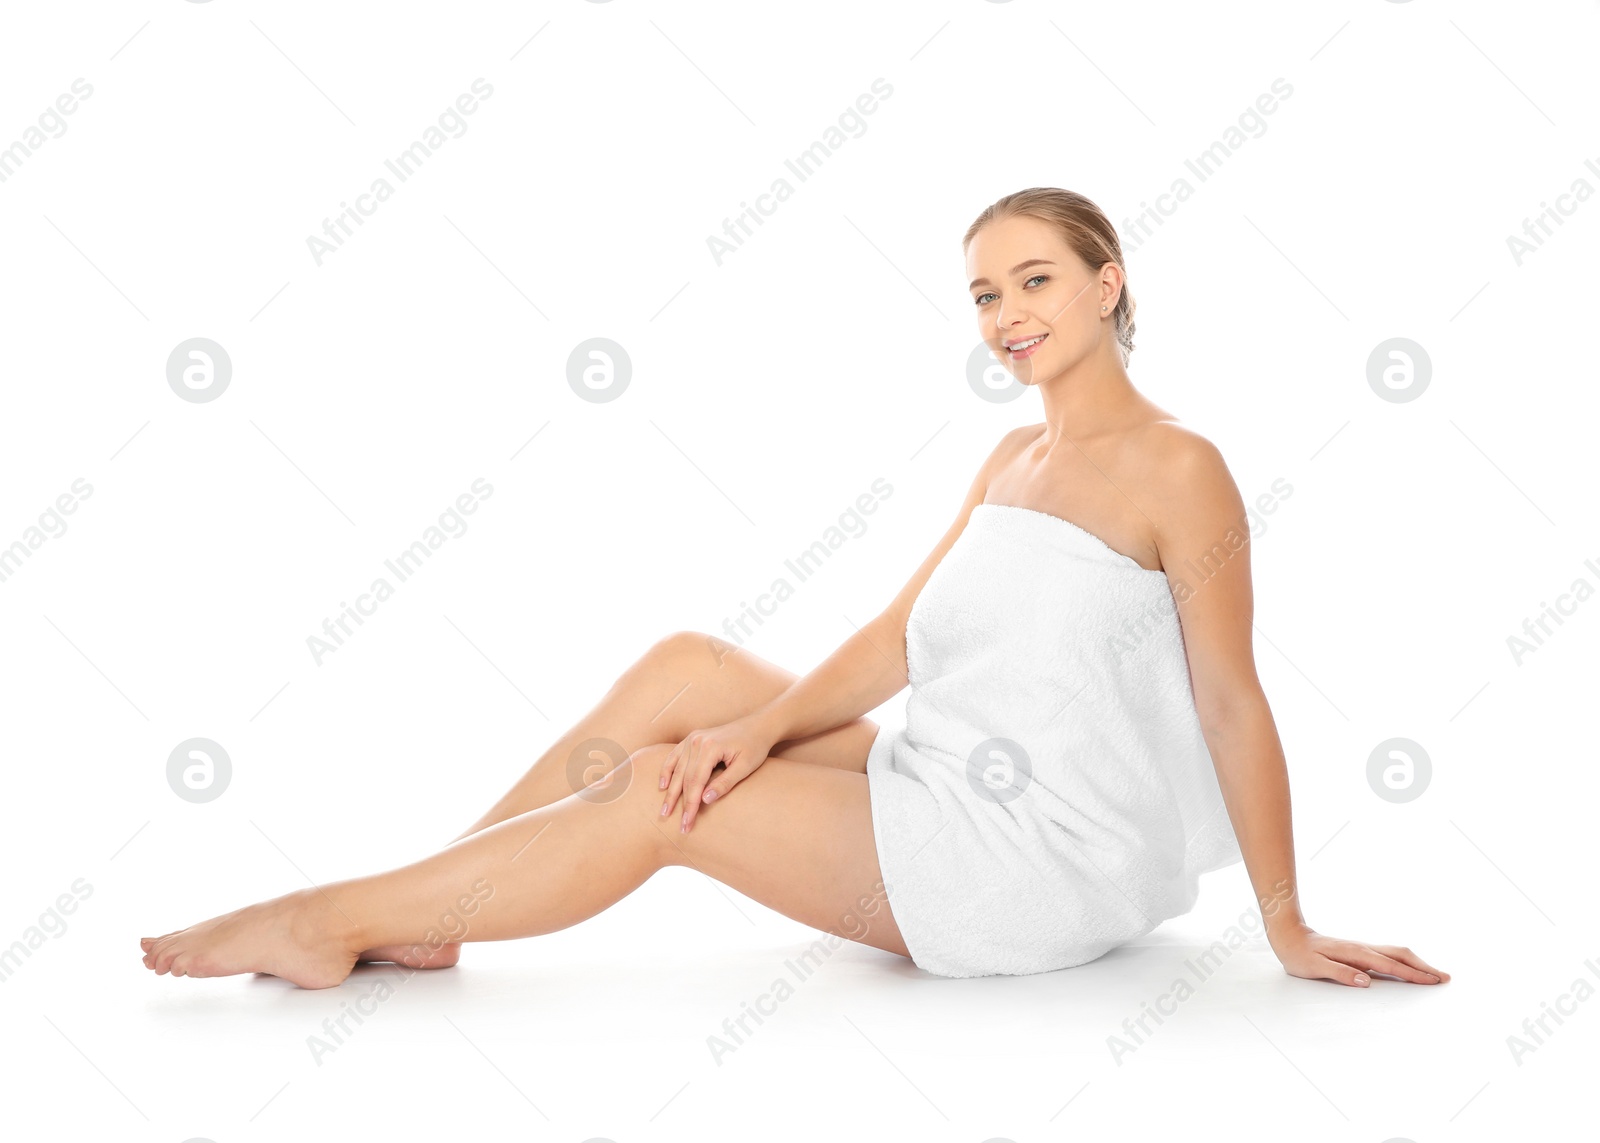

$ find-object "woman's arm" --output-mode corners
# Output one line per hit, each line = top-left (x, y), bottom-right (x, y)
(749, 439), (1011, 746)
(665, 430), (1029, 830)
(1147, 424), (1449, 987)
(751, 429), (1035, 745)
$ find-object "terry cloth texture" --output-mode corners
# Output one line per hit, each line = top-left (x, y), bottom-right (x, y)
(865, 503), (1243, 978)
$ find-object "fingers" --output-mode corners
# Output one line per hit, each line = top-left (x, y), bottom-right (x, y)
(658, 744), (685, 822)
(666, 732), (704, 827)
(1308, 955), (1372, 987)
(1325, 942), (1445, 985)
(657, 733), (716, 831)
(1301, 943), (1447, 988)
(1367, 944), (1449, 983)
(681, 733), (705, 828)
(657, 743), (677, 802)
(685, 758), (747, 832)
(699, 765), (736, 807)
(682, 750), (723, 833)
(1342, 948), (1434, 985)
(654, 731), (750, 833)
(1280, 949), (1372, 987)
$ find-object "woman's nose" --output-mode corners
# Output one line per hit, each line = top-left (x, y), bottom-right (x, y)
(995, 305), (1031, 334)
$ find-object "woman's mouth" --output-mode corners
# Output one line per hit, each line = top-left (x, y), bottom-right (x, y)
(1007, 333), (1047, 360)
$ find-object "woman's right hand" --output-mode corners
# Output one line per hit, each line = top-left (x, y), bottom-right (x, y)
(658, 715), (779, 834)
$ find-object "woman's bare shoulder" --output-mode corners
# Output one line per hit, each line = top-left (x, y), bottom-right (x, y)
(977, 423), (1046, 476)
(1131, 417), (1229, 475)
(1129, 418), (1247, 544)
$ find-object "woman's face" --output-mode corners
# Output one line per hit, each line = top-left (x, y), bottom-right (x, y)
(965, 214), (1109, 385)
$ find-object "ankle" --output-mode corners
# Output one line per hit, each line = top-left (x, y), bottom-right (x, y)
(290, 887), (367, 959)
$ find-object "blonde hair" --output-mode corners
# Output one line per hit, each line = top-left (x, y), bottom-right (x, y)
(963, 187), (1137, 366)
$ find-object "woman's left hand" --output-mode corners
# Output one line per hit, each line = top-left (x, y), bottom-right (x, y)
(1270, 926), (1450, 987)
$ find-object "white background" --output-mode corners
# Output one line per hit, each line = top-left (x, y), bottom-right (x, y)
(1, 0), (1596, 1139)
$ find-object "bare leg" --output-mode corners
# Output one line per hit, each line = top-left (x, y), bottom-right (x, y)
(139, 743), (908, 987)
(452, 630), (879, 840)
(354, 631), (881, 969)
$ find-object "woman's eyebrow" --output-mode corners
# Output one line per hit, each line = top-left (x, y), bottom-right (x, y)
(969, 258), (1056, 291)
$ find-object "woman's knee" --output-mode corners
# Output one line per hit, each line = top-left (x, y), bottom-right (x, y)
(602, 631), (707, 710)
(644, 630), (728, 672)
(621, 631), (740, 716)
(615, 632), (782, 743)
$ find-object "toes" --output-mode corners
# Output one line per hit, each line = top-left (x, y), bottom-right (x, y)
(144, 931), (179, 961)
(154, 942), (182, 975)
(141, 929), (180, 952)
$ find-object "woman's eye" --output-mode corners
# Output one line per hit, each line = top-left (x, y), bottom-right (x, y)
(974, 276), (1048, 305)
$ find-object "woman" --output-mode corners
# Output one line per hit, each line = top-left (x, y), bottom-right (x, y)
(140, 187), (1448, 990)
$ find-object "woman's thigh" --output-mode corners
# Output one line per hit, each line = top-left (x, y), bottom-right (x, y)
(644, 632), (880, 774)
(625, 742), (909, 960)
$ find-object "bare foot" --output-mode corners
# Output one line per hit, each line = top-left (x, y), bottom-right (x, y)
(139, 888), (360, 989)
(357, 942), (461, 969)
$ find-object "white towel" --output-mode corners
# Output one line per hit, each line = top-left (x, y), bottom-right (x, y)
(865, 502), (1243, 977)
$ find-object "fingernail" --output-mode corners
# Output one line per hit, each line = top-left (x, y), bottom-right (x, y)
(1425, 973), (1439, 981)
(1354, 973), (1370, 985)
(703, 789), (717, 803)
(659, 803), (669, 816)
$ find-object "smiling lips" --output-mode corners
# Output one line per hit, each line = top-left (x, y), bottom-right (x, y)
(1005, 333), (1047, 359)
